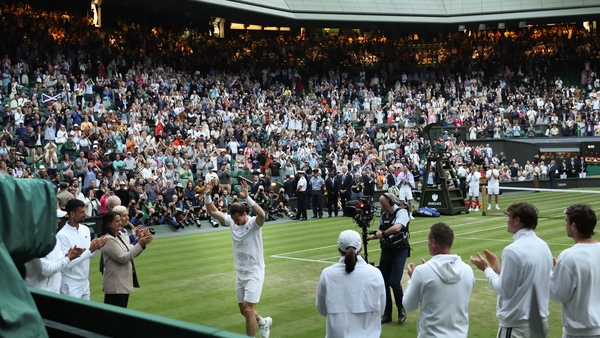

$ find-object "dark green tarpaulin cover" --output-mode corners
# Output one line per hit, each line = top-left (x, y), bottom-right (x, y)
(0, 175), (57, 338)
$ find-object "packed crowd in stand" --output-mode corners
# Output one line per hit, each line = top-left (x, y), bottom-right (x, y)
(0, 3), (598, 228)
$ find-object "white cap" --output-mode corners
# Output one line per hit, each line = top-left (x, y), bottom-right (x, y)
(57, 209), (67, 218)
(338, 230), (362, 253)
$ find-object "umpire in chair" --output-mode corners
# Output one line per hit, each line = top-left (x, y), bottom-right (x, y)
(367, 192), (411, 325)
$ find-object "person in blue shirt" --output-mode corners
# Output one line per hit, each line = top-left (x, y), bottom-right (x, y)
(310, 170), (325, 219)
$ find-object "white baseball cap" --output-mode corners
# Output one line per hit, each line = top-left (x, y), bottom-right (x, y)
(338, 230), (362, 253)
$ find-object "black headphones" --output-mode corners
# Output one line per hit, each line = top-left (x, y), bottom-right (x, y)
(383, 193), (396, 206)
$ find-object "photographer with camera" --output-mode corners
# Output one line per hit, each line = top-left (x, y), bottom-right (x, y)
(274, 188), (290, 214)
(366, 193), (411, 325)
(254, 185), (269, 209)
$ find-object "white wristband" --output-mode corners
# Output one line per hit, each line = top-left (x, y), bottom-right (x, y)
(246, 197), (256, 208)
(204, 195), (212, 204)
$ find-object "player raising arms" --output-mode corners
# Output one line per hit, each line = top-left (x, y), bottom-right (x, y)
(204, 179), (273, 338)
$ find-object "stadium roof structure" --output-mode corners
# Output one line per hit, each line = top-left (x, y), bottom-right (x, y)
(193, 0), (600, 23)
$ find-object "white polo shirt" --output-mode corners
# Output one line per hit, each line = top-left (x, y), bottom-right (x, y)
(225, 215), (265, 272)
(297, 176), (307, 192)
(56, 223), (99, 284)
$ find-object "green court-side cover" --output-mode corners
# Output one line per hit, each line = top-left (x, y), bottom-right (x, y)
(0, 175), (58, 337)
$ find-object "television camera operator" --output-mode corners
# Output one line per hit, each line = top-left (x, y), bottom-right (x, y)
(366, 192), (411, 325)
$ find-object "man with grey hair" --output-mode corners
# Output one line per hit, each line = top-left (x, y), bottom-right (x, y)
(106, 195), (121, 212)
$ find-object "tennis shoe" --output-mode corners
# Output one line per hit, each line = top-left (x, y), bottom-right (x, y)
(259, 317), (272, 338)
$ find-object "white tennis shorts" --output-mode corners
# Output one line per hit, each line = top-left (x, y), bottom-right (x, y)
(487, 186), (499, 195)
(236, 269), (265, 304)
(399, 185), (413, 201)
(468, 185), (480, 197)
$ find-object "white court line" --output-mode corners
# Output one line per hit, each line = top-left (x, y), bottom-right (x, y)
(274, 217), (506, 257)
(270, 225), (506, 264)
(271, 203), (593, 262)
(456, 236), (572, 246)
(270, 255), (332, 264)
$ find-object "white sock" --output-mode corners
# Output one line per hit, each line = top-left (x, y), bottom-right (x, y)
(258, 317), (266, 326)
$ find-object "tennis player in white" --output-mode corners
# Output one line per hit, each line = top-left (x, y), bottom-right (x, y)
(205, 179), (273, 338)
(467, 165), (481, 211)
(397, 165), (415, 219)
(486, 163), (501, 210)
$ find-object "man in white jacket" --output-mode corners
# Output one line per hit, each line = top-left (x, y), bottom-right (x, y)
(403, 222), (474, 338)
(25, 209), (86, 293)
(550, 204), (600, 337)
(471, 202), (552, 338)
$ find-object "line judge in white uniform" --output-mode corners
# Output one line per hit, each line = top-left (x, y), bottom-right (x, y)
(204, 179), (273, 338)
(57, 199), (107, 299)
(316, 230), (386, 338)
(25, 209), (86, 293)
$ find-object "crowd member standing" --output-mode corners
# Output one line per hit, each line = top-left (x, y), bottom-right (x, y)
(367, 193), (410, 324)
(403, 222), (474, 337)
(466, 165), (481, 211)
(550, 204), (600, 337)
(471, 202), (552, 337)
(456, 163), (468, 199)
(533, 162), (541, 191)
(549, 159), (558, 189)
(316, 230), (385, 338)
(486, 163), (500, 210)
(295, 171), (307, 221)
(282, 174), (295, 199)
(339, 166), (352, 216)
(57, 199), (108, 299)
(326, 171), (340, 217)
(204, 179), (272, 338)
(310, 170), (325, 219)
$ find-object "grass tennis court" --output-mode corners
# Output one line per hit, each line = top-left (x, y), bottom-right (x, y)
(87, 188), (600, 337)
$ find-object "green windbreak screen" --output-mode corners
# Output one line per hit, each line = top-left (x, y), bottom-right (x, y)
(0, 175), (57, 337)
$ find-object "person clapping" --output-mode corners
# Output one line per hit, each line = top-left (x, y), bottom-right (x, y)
(100, 211), (153, 308)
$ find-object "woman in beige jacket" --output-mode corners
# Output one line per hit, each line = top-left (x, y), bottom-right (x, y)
(100, 211), (153, 308)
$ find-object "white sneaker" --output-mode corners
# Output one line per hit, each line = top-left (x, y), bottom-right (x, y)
(496, 205), (501, 210)
(410, 215), (415, 220)
(259, 317), (272, 338)
(475, 207), (479, 212)
(468, 207), (473, 211)
(487, 205), (491, 210)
